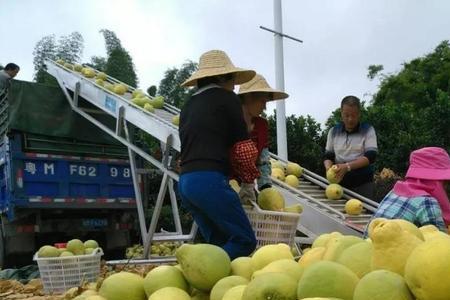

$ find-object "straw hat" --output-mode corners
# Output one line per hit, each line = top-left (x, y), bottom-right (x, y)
(238, 74), (289, 101)
(181, 50), (256, 87)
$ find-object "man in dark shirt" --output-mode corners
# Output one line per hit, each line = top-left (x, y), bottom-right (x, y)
(0, 63), (20, 101)
(323, 96), (378, 199)
(179, 50), (259, 259)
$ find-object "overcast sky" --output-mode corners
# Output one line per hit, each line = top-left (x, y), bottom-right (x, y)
(1, 0), (449, 126)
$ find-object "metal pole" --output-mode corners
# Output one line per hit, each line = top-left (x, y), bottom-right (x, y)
(274, 0), (288, 160)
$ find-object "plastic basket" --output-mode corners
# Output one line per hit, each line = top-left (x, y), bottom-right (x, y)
(244, 202), (300, 248)
(33, 248), (103, 294)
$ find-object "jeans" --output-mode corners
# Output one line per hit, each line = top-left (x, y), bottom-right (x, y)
(179, 171), (257, 259)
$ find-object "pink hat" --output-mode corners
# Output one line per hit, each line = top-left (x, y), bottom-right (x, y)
(406, 147), (450, 180)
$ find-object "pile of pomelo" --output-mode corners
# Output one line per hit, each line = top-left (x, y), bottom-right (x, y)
(37, 239), (101, 258)
(67, 218), (450, 300)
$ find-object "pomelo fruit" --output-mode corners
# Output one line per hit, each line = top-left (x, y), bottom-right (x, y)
(99, 272), (146, 300)
(176, 243), (230, 292)
(297, 261), (359, 300)
(336, 241), (373, 278)
(353, 270), (414, 300)
(210, 275), (248, 300)
(251, 243), (294, 271)
(326, 165), (341, 184)
(286, 162), (303, 177)
(172, 115), (180, 126)
(230, 257), (253, 280)
(242, 272), (297, 300)
(143, 265), (189, 296)
(67, 239), (85, 255)
(257, 187), (285, 211)
(37, 245), (60, 258)
(285, 175), (300, 188)
(322, 235), (364, 261)
(344, 199), (363, 215)
(252, 258), (304, 282)
(222, 285), (246, 300)
(298, 246), (326, 269)
(404, 237), (450, 300)
(148, 287), (190, 300)
(271, 168), (285, 181)
(84, 240), (99, 249)
(325, 184), (343, 200)
(312, 232), (342, 249)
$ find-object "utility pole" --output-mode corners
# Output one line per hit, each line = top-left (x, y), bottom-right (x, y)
(260, 0), (303, 160)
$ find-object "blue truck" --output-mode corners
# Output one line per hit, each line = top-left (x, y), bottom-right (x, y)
(0, 80), (140, 268)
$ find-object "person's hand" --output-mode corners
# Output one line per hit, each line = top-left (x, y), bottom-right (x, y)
(239, 183), (256, 205)
(334, 164), (349, 181)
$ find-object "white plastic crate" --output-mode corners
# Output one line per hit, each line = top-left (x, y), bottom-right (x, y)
(244, 201), (301, 248)
(33, 248), (103, 294)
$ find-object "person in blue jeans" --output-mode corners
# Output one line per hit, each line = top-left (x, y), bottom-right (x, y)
(178, 50), (259, 259)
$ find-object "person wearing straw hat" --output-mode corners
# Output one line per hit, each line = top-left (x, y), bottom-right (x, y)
(364, 147), (450, 236)
(178, 50), (259, 259)
(238, 74), (289, 192)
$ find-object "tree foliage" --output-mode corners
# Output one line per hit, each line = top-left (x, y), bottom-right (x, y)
(158, 61), (198, 108)
(100, 29), (123, 56)
(100, 29), (138, 87)
(365, 41), (450, 174)
(86, 55), (107, 71)
(147, 85), (157, 97)
(105, 48), (138, 87)
(367, 64), (384, 80)
(32, 32), (84, 85)
(56, 32), (84, 63)
(268, 113), (325, 173)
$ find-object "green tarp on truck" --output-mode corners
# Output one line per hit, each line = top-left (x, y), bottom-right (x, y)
(6, 80), (127, 157)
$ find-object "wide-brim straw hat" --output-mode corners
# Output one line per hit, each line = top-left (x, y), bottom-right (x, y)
(238, 74), (289, 101)
(181, 50), (256, 87)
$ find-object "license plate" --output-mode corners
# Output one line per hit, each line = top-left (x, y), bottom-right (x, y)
(82, 218), (108, 228)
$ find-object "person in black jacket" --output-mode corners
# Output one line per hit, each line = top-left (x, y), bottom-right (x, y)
(179, 50), (259, 259)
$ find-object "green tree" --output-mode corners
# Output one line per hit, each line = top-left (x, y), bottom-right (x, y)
(323, 41), (450, 175)
(158, 61), (198, 108)
(268, 113), (325, 174)
(367, 64), (384, 80)
(32, 35), (57, 85)
(86, 55), (107, 71)
(366, 41), (450, 174)
(33, 32), (84, 85)
(100, 29), (138, 87)
(147, 85), (157, 97)
(100, 29), (123, 55)
(56, 32), (84, 63)
(105, 48), (138, 87)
